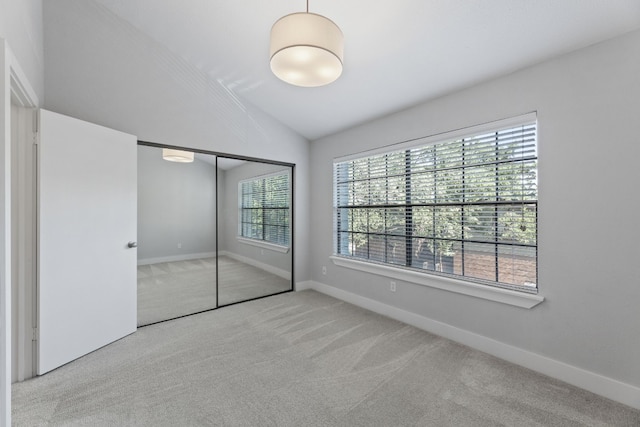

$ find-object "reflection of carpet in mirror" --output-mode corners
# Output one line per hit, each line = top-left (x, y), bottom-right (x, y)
(137, 256), (291, 326)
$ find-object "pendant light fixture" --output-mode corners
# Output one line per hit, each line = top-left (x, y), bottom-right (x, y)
(270, 0), (343, 87)
(162, 148), (194, 163)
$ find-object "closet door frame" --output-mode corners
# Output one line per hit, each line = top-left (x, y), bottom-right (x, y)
(137, 140), (295, 324)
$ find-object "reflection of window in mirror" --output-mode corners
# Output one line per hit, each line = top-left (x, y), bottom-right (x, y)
(238, 170), (290, 251)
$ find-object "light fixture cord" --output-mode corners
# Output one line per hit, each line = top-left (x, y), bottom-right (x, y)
(306, 0), (309, 13)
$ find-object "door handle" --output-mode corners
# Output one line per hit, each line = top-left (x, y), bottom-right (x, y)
(127, 241), (137, 248)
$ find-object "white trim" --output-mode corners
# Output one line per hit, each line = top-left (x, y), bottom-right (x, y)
(294, 280), (313, 291)
(0, 38), (10, 427)
(236, 236), (289, 253)
(334, 111), (537, 163)
(304, 281), (640, 411)
(12, 105), (37, 383)
(330, 256), (543, 309)
(7, 49), (39, 109)
(1, 40), (40, 427)
(220, 250), (291, 280)
(137, 251), (217, 266)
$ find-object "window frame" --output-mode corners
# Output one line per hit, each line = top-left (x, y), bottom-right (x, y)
(332, 113), (543, 308)
(238, 169), (291, 251)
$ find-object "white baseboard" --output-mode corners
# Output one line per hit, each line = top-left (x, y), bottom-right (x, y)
(295, 281), (314, 291)
(219, 251), (291, 280)
(137, 252), (216, 266)
(305, 280), (640, 411)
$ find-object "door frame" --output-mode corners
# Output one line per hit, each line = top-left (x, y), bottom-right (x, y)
(11, 101), (37, 381)
(0, 39), (39, 426)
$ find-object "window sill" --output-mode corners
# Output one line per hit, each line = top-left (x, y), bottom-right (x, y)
(237, 237), (290, 253)
(329, 256), (544, 309)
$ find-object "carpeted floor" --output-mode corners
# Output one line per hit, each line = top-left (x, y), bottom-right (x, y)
(12, 290), (640, 426)
(137, 255), (291, 325)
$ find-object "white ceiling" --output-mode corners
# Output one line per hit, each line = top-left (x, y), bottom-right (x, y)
(94, 0), (640, 140)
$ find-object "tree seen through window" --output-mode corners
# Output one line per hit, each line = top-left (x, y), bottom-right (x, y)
(334, 122), (537, 290)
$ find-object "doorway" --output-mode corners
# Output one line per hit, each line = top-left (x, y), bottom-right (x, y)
(3, 44), (40, 424)
(10, 104), (37, 383)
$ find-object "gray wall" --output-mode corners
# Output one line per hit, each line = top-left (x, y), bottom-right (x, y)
(310, 29), (640, 391)
(0, 0), (44, 101)
(42, 0), (310, 283)
(137, 146), (216, 262)
(219, 161), (292, 275)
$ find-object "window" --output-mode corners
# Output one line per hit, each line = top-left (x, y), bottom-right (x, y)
(239, 171), (290, 247)
(334, 118), (537, 293)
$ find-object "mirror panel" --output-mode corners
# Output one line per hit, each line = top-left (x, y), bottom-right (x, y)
(137, 146), (217, 325)
(217, 157), (293, 306)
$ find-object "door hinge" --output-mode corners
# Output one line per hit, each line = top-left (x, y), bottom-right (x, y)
(32, 327), (39, 341)
(33, 111), (39, 145)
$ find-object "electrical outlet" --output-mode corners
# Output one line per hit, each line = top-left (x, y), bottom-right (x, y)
(177, 243), (182, 249)
(322, 266), (327, 275)
(389, 281), (396, 292)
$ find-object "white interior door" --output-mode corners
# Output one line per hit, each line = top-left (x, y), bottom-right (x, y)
(37, 109), (137, 375)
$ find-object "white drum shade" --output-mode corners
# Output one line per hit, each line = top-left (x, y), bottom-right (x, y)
(162, 148), (194, 163)
(270, 12), (344, 87)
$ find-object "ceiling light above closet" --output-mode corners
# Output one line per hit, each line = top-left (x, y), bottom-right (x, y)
(270, 1), (343, 87)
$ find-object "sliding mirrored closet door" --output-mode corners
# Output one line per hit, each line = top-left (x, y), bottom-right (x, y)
(136, 144), (293, 326)
(137, 145), (218, 325)
(216, 157), (293, 306)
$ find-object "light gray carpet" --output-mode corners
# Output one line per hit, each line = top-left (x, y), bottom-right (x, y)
(137, 256), (291, 325)
(12, 290), (640, 426)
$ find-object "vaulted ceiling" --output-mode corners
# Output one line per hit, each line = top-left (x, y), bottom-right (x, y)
(93, 0), (640, 140)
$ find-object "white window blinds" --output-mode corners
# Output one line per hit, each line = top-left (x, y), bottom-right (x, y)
(334, 119), (537, 292)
